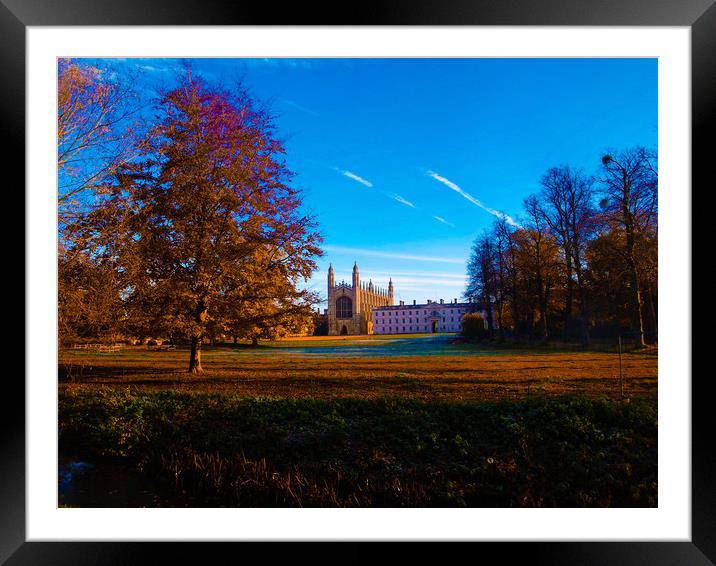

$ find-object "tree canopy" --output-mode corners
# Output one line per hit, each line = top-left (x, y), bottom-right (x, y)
(63, 69), (322, 372)
(465, 146), (657, 346)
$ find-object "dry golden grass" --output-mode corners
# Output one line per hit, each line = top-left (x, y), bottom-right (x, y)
(58, 344), (657, 402)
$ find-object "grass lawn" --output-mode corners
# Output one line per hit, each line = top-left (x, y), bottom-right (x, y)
(58, 336), (657, 507)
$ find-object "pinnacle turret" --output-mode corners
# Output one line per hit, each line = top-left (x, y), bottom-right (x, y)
(352, 260), (360, 290)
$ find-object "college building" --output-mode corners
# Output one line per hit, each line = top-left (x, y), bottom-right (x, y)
(326, 262), (393, 335)
(326, 262), (487, 335)
(372, 298), (482, 335)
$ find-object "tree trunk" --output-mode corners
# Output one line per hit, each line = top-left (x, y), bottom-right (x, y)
(536, 264), (548, 341)
(189, 336), (203, 374)
(628, 256), (646, 348)
(485, 298), (495, 338)
(619, 175), (646, 349)
(563, 252), (574, 324)
(251, 337), (258, 346)
(624, 214), (646, 348)
(645, 287), (657, 343)
(188, 299), (208, 374)
(574, 263), (590, 347)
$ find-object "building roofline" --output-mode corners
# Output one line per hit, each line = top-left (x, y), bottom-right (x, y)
(373, 302), (484, 310)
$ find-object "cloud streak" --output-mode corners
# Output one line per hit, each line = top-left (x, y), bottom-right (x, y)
(427, 170), (519, 227)
(389, 193), (415, 208)
(433, 215), (455, 227)
(133, 62), (173, 73)
(339, 170), (374, 187)
(282, 99), (320, 116)
(333, 169), (421, 213)
(323, 245), (465, 265)
(241, 58), (315, 70)
(361, 269), (467, 280)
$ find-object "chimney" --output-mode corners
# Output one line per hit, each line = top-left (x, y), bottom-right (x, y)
(413, 300), (416, 305)
(427, 299), (431, 304)
(400, 300), (405, 306)
(440, 299), (444, 305)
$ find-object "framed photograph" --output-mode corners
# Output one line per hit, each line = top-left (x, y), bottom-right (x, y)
(8, 0), (709, 563)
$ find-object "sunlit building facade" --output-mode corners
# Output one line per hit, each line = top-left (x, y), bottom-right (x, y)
(372, 299), (485, 334)
(326, 262), (393, 335)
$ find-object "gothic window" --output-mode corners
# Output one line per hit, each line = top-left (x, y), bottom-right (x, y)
(336, 296), (353, 319)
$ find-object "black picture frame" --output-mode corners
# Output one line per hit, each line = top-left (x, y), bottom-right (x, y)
(6, 1), (708, 564)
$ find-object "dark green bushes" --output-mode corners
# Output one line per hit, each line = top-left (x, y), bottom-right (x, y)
(59, 389), (657, 507)
(461, 313), (489, 341)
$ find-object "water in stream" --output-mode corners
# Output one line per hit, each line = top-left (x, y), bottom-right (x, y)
(58, 455), (167, 507)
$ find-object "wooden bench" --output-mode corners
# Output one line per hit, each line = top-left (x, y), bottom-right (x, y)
(71, 343), (122, 352)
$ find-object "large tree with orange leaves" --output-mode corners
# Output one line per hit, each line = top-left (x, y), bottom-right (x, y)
(71, 70), (322, 373)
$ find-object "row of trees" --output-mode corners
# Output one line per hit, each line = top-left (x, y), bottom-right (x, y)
(465, 148), (657, 347)
(58, 61), (323, 372)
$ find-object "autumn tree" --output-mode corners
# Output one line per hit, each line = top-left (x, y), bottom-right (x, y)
(538, 165), (596, 344)
(514, 195), (561, 340)
(584, 228), (631, 332)
(311, 309), (328, 336)
(465, 234), (499, 334)
(461, 313), (489, 340)
(493, 217), (523, 336)
(58, 59), (141, 225)
(216, 246), (319, 345)
(58, 246), (125, 344)
(465, 149), (656, 346)
(599, 147), (657, 347)
(58, 60), (144, 344)
(467, 217), (537, 339)
(71, 70), (322, 373)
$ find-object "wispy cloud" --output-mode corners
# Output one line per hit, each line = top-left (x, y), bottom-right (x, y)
(134, 63), (173, 74)
(339, 169), (373, 188)
(427, 170), (520, 227)
(364, 269), (466, 280)
(333, 169), (420, 212)
(318, 273), (466, 288)
(282, 99), (320, 116)
(323, 245), (465, 265)
(384, 276), (465, 287)
(242, 58), (315, 70)
(389, 193), (415, 208)
(282, 59), (315, 70)
(433, 215), (455, 227)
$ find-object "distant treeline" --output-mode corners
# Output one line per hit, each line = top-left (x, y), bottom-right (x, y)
(464, 148), (657, 347)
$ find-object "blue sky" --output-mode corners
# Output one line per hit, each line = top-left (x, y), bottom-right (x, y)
(87, 57), (657, 306)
